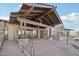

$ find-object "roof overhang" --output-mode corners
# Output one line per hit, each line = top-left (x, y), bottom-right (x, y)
(10, 3), (62, 27)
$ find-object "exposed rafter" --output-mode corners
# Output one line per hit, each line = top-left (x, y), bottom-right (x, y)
(23, 6), (35, 17)
(20, 9), (45, 13)
(41, 16), (52, 26)
(47, 14), (56, 24)
(53, 9), (62, 23)
(38, 18), (42, 23)
(49, 13), (59, 24)
(34, 9), (54, 21)
(10, 3), (62, 27)
(24, 3), (54, 9)
(17, 18), (51, 28)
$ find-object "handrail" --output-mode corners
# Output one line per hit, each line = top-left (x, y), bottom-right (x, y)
(17, 39), (35, 56)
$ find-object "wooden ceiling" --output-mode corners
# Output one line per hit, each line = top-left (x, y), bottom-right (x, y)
(10, 3), (62, 27)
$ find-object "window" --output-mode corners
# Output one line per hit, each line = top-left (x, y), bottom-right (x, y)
(18, 29), (25, 39)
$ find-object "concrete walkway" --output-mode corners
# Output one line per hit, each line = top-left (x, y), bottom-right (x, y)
(0, 40), (26, 56)
(0, 39), (79, 56)
(33, 39), (79, 56)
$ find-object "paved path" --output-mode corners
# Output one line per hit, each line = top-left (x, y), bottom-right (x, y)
(0, 40), (26, 56)
(0, 39), (79, 56)
(33, 39), (79, 56)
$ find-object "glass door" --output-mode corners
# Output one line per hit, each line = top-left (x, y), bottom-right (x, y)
(25, 29), (37, 39)
(25, 29), (33, 39)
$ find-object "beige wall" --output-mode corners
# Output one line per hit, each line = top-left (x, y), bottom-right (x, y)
(8, 23), (18, 40)
(0, 21), (5, 29)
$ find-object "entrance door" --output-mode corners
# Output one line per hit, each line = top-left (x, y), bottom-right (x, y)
(25, 29), (32, 39)
(25, 29), (37, 39)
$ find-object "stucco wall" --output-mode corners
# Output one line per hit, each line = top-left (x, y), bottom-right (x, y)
(8, 23), (18, 40)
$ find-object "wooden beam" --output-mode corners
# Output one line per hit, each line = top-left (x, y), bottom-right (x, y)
(24, 3), (53, 9)
(11, 14), (22, 17)
(31, 10), (45, 13)
(30, 12), (44, 14)
(20, 9), (44, 13)
(49, 13), (59, 24)
(53, 9), (62, 23)
(34, 9), (54, 21)
(28, 13), (40, 15)
(41, 16), (52, 26)
(47, 14), (56, 24)
(10, 12), (24, 18)
(23, 6), (35, 16)
(38, 18), (42, 23)
(17, 18), (52, 28)
(27, 14), (40, 17)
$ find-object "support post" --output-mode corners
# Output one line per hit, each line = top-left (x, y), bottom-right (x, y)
(37, 26), (40, 39)
(49, 28), (51, 38)
(20, 22), (22, 39)
(64, 29), (72, 45)
(66, 31), (69, 45)
(24, 22), (26, 39)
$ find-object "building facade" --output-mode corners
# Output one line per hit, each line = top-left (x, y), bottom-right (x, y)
(0, 3), (64, 41)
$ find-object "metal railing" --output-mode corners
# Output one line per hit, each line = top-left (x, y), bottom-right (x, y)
(17, 39), (35, 56)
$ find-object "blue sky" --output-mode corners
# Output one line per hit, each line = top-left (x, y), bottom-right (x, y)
(0, 3), (21, 20)
(0, 3), (21, 16)
(0, 3), (79, 31)
(53, 3), (79, 16)
(51, 3), (79, 31)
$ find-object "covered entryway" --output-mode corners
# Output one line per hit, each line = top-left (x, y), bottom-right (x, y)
(0, 3), (63, 56)
(18, 28), (48, 39)
(10, 3), (62, 40)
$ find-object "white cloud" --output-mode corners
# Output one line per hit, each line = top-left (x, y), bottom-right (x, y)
(60, 12), (79, 23)
(75, 28), (79, 31)
(60, 12), (79, 31)
(18, 4), (22, 10)
(75, 28), (79, 32)
(0, 16), (9, 20)
(15, 4), (22, 11)
(19, 4), (22, 8)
